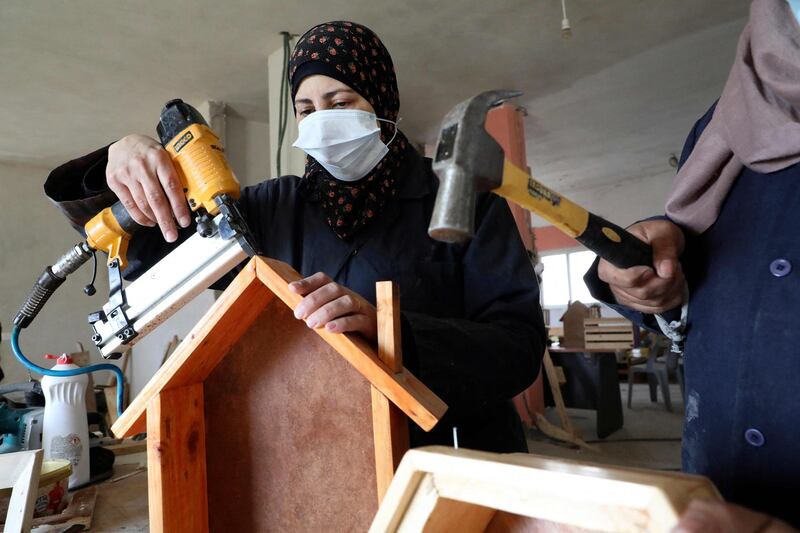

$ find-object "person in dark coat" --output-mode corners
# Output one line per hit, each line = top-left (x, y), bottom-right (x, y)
(585, 1), (800, 529)
(44, 20), (545, 454)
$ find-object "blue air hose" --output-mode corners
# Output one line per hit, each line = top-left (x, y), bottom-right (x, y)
(11, 326), (124, 417)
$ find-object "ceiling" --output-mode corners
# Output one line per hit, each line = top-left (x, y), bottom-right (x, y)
(1, 0), (749, 187)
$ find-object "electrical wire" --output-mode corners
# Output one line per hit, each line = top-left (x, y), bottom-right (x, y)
(11, 326), (124, 417)
(276, 31), (292, 177)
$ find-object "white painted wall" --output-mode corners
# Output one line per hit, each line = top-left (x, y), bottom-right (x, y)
(0, 107), (269, 398)
(0, 160), (116, 384)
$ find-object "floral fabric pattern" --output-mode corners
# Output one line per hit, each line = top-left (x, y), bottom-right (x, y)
(289, 21), (409, 239)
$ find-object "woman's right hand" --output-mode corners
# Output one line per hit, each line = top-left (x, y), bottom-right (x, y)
(107, 134), (192, 242)
(597, 219), (686, 313)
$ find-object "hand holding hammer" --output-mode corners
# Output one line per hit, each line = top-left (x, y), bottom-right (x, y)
(427, 90), (652, 270)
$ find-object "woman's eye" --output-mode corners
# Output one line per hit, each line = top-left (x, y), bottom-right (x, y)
(333, 101), (350, 108)
(298, 109), (313, 117)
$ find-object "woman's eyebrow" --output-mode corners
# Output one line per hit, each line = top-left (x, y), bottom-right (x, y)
(295, 89), (356, 105)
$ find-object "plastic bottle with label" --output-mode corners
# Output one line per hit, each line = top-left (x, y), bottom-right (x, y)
(41, 354), (90, 488)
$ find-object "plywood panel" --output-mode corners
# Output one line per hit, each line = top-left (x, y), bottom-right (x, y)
(204, 299), (378, 532)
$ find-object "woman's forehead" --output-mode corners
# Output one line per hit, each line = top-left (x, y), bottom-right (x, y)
(295, 75), (358, 101)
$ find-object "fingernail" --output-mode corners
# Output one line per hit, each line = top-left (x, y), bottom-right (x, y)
(307, 319), (318, 328)
(179, 216), (191, 227)
(166, 229), (177, 242)
(657, 260), (673, 277)
(293, 307), (303, 319)
(326, 323), (337, 332)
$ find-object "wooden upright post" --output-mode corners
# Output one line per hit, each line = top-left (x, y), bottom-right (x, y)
(146, 383), (209, 533)
(372, 281), (410, 503)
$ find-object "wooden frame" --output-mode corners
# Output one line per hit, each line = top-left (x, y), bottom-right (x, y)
(110, 257), (447, 532)
(0, 449), (43, 533)
(370, 446), (721, 533)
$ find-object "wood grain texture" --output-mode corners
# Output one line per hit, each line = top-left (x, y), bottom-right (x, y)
(376, 281), (403, 373)
(146, 384), (208, 533)
(255, 258), (447, 431)
(113, 257), (446, 438)
(204, 300), (378, 532)
(485, 511), (601, 533)
(113, 261), (272, 437)
(371, 447), (721, 533)
(373, 281), (410, 503)
(0, 449), (43, 533)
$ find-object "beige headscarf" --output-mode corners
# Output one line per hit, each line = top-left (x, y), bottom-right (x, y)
(665, 0), (800, 234)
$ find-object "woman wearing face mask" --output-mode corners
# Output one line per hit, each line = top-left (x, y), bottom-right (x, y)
(44, 21), (546, 453)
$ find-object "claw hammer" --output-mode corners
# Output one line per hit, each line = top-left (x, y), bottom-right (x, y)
(428, 90), (652, 269)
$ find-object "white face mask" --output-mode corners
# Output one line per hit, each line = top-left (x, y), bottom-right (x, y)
(292, 109), (398, 182)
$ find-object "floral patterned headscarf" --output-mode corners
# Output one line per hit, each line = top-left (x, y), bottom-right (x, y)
(289, 21), (409, 239)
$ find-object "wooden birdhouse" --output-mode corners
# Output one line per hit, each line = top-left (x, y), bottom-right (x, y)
(371, 446), (721, 533)
(560, 301), (591, 348)
(110, 257), (447, 533)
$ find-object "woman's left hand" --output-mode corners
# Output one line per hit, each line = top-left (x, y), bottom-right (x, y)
(289, 272), (377, 341)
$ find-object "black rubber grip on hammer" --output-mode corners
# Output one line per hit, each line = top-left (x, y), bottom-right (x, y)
(576, 213), (653, 269)
(111, 201), (141, 236)
(13, 268), (66, 328)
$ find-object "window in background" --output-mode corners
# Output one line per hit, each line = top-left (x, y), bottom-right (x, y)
(540, 249), (598, 306)
(541, 254), (569, 306)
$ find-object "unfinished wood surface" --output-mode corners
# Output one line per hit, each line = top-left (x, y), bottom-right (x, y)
(256, 258), (447, 431)
(584, 318), (635, 350)
(113, 257), (446, 438)
(0, 449), (42, 533)
(542, 349), (576, 437)
(373, 281), (410, 503)
(485, 511), (600, 533)
(371, 447), (721, 533)
(399, 474), (496, 533)
(113, 261), (270, 437)
(146, 384), (208, 533)
(204, 300), (378, 532)
(377, 281), (403, 374)
(561, 302), (590, 348)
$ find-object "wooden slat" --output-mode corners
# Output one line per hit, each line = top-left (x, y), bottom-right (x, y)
(112, 261), (272, 437)
(0, 449), (43, 533)
(583, 324), (633, 333)
(421, 497), (497, 533)
(583, 318), (631, 325)
(585, 333), (633, 341)
(585, 343), (633, 349)
(256, 258), (447, 431)
(541, 349), (576, 438)
(372, 281), (410, 504)
(377, 281), (403, 374)
(146, 384), (208, 533)
(371, 447), (722, 533)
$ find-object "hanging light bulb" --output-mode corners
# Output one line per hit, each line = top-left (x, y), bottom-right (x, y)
(561, 0), (572, 39)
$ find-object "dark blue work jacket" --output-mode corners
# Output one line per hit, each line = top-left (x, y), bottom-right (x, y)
(587, 104), (800, 525)
(45, 142), (545, 454)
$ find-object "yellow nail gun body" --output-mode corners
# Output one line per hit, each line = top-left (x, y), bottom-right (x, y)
(15, 100), (256, 359)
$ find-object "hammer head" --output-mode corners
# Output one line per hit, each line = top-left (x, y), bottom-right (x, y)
(428, 90), (523, 243)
